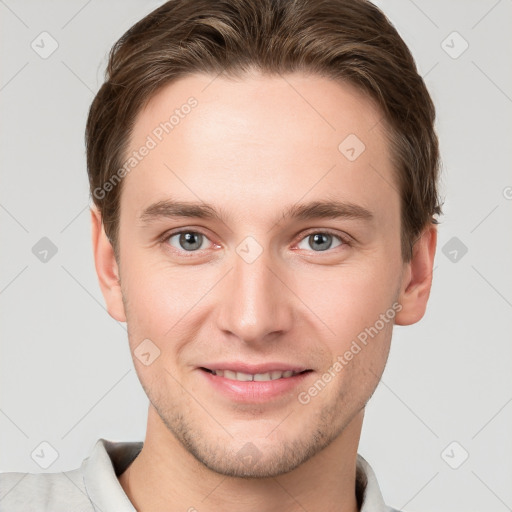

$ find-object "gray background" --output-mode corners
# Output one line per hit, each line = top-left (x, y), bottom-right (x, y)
(1, 1), (511, 511)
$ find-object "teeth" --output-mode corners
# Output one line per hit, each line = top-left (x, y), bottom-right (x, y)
(223, 370), (237, 380)
(211, 369), (300, 381)
(254, 372), (272, 381)
(235, 371), (253, 382)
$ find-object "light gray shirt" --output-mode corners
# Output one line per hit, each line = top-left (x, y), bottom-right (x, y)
(0, 438), (402, 511)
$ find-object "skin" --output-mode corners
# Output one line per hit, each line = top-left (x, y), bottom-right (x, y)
(91, 71), (437, 512)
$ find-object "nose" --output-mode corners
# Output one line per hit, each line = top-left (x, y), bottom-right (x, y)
(216, 242), (294, 345)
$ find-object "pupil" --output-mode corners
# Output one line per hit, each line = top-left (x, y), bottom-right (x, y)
(180, 232), (202, 251)
(311, 233), (331, 251)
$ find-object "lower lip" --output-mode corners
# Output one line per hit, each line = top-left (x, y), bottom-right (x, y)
(199, 369), (312, 403)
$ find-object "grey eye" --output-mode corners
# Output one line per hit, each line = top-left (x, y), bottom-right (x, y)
(297, 233), (342, 252)
(168, 232), (208, 251)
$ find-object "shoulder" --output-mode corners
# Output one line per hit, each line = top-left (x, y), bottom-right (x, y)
(0, 467), (93, 512)
(0, 438), (141, 512)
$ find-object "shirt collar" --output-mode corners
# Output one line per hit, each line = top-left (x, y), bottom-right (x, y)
(356, 453), (390, 511)
(82, 439), (390, 512)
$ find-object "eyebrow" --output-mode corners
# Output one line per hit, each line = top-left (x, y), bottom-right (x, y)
(138, 198), (374, 226)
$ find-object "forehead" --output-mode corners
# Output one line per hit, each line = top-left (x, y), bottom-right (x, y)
(122, 71), (397, 226)
(134, 71), (387, 156)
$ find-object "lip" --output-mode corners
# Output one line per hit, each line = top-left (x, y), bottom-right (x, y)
(198, 361), (310, 374)
(198, 367), (313, 403)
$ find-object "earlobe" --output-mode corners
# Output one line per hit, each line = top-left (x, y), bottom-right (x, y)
(90, 207), (126, 322)
(395, 225), (437, 326)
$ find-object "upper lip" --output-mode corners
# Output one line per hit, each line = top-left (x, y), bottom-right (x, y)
(199, 362), (311, 374)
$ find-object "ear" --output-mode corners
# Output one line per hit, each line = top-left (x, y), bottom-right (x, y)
(90, 207), (126, 322)
(395, 225), (437, 326)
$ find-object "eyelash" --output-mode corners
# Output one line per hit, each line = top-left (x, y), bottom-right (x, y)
(158, 228), (352, 256)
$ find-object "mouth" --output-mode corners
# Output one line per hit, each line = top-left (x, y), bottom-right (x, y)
(198, 366), (314, 403)
(200, 367), (312, 382)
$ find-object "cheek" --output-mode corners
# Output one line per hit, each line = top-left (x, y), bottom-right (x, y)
(120, 254), (222, 351)
(291, 260), (401, 340)
(120, 256), (181, 335)
(321, 310), (394, 405)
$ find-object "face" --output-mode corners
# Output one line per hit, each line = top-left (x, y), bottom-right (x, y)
(93, 71), (434, 478)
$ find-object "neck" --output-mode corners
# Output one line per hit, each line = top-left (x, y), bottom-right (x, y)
(118, 406), (363, 512)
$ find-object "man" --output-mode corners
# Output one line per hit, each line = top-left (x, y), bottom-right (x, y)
(0, 0), (440, 510)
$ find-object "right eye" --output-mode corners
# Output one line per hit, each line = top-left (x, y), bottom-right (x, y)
(165, 231), (213, 252)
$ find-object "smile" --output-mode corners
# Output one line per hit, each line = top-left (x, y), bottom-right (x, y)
(199, 367), (313, 403)
(201, 368), (308, 381)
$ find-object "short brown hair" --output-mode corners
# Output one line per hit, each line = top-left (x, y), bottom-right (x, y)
(86, 0), (441, 261)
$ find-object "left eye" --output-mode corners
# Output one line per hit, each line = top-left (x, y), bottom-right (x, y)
(296, 232), (343, 252)
(167, 231), (211, 252)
